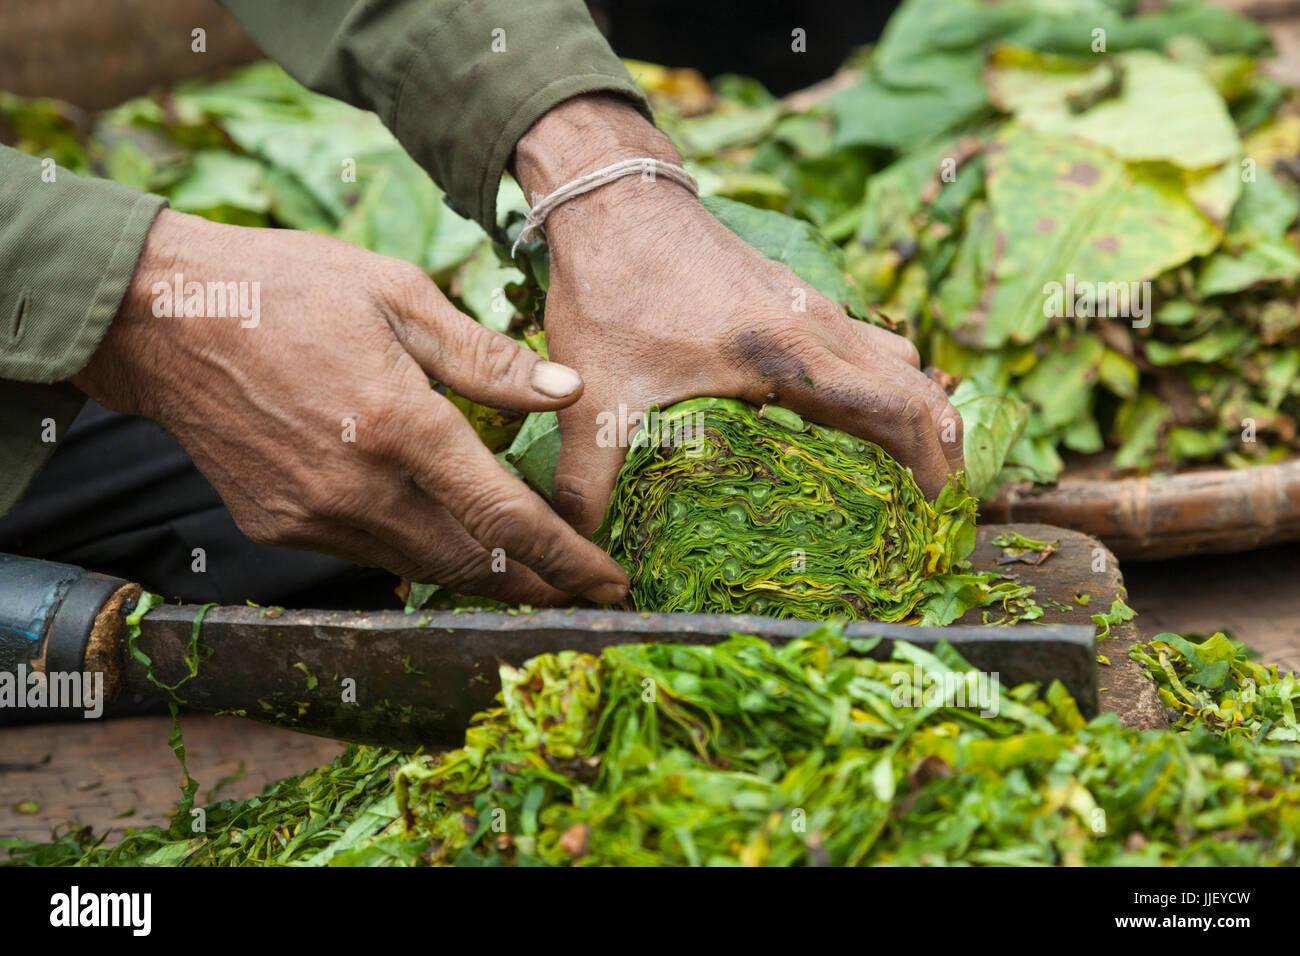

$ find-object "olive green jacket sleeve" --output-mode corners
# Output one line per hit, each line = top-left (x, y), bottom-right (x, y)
(1, 0), (645, 516)
(0, 146), (168, 513)
(217, 0), (650, 234)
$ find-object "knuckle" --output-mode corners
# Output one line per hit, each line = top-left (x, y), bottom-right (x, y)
(239, 519), (280, 547)
(460, 491), (534, 554)
(944, 409), (964, 443)
(549, 474), (590, 527)
(878, 393), (931, 455)
(240, 499), (316, 547)
(898, 337), (922, 367)
(380, 258), (431, 298)
(927, 388), (963, 436)
(472, 331), (524, 382)
(303, 482), (366, 525)
(419, 396), (465, 449)
(808, 295), (845, 323)
(435, 556), (497, 593)
(374, 260), (437, 323)
(355, 387), (428, 462)
(886, 392), (927, 430)
(359, 407), (412, 462)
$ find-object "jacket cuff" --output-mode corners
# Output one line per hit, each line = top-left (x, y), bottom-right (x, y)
(0, 148), (166, 384)
(391, 0), (651, 237)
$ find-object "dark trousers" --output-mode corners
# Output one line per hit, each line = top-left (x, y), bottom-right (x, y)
(0, 401), (397, 609)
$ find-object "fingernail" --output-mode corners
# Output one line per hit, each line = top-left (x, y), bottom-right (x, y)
(530, 360), (583, 398)
(585, 581), (629, 605)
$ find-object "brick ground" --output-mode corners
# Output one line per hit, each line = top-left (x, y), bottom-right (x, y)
(1, 716), (343, 847)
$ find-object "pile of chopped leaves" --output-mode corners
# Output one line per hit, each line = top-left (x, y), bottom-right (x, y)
(5, 623), (1299, 867)
(7, 0), (1297, 497)
(595, 397), (1035, 624)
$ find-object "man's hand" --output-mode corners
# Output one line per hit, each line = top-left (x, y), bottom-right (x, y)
(72, 209), (629, 605)
(513, 95), (964, 537)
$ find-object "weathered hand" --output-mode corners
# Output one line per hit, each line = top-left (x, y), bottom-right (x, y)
(72, 209), (629, 605)
(514, 95), (964, 537)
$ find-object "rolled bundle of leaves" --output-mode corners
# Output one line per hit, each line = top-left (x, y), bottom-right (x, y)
(594, 397), (983, 622)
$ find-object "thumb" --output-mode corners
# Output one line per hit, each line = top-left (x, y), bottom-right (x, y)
(551, 399), (634, 538)
(390, 278), (585, 410)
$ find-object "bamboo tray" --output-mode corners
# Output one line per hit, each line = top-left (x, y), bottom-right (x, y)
(982, 458), (1300, 560)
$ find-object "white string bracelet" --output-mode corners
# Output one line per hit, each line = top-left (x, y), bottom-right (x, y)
(510, 157), (699, 257)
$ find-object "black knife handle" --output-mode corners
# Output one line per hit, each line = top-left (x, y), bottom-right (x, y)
(0, 553), (138, 720)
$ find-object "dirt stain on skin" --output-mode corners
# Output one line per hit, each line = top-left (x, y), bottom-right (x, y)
(733, 328), (810, 393)
(1059, 162), (1101, 186)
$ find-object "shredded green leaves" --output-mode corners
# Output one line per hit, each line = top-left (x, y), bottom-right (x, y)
(1135, 631), (1299, 742)
(7, 623), (1299, 867)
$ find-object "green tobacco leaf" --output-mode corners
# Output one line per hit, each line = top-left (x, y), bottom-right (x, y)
(0, 93), (91, 173)
(17, 624), (1300, 867)
(1018, 335), (1106, 433)
(452, 242), (523, 332)
(101, 139), (158, 193)
(446, 390), (524, 453)
(1199, 239), (1300, 296)
(955, 125), (1220, 347)
(1098, 349), (1139, 399)
(1167, 427), (1231, 468)
(950, 378), (1029, 498)
(702, 195), (868, 316)
(1144, 326), (1253, 366)
(504, 411), (561, 499)
(261, 164), (336, 233)
(1112, 393), (1169, 472)
(1226, 166), (1298, 240)
(164, 150), (271, 220)
(986, 50), (1241, 171)
(1002, 433), (1065, 484)
(828, 67), (988, 152)
(1092, 597), (1137, 639)
(175, 64), (404, 221)
(677, 103), (781, 155)
(1198, 169), (1300, 295)
(990, 530), (1057, 552)
(334, 160), (442, 265)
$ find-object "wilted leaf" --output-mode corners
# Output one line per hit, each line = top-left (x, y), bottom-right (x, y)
(452, 242), (523, 332)
(986, 49), (1241, 171)
(965, 126), (1220, 346)
(504, 411), (561, 499)
(950, 378), (1029, 498)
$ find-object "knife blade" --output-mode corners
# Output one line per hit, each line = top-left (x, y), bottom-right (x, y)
(1, 554), (1096, 749)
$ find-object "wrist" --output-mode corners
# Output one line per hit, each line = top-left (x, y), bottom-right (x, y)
(71, 209), (216, 417)
(511, 94), (694, 240)
(512, 94), (682, 195)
